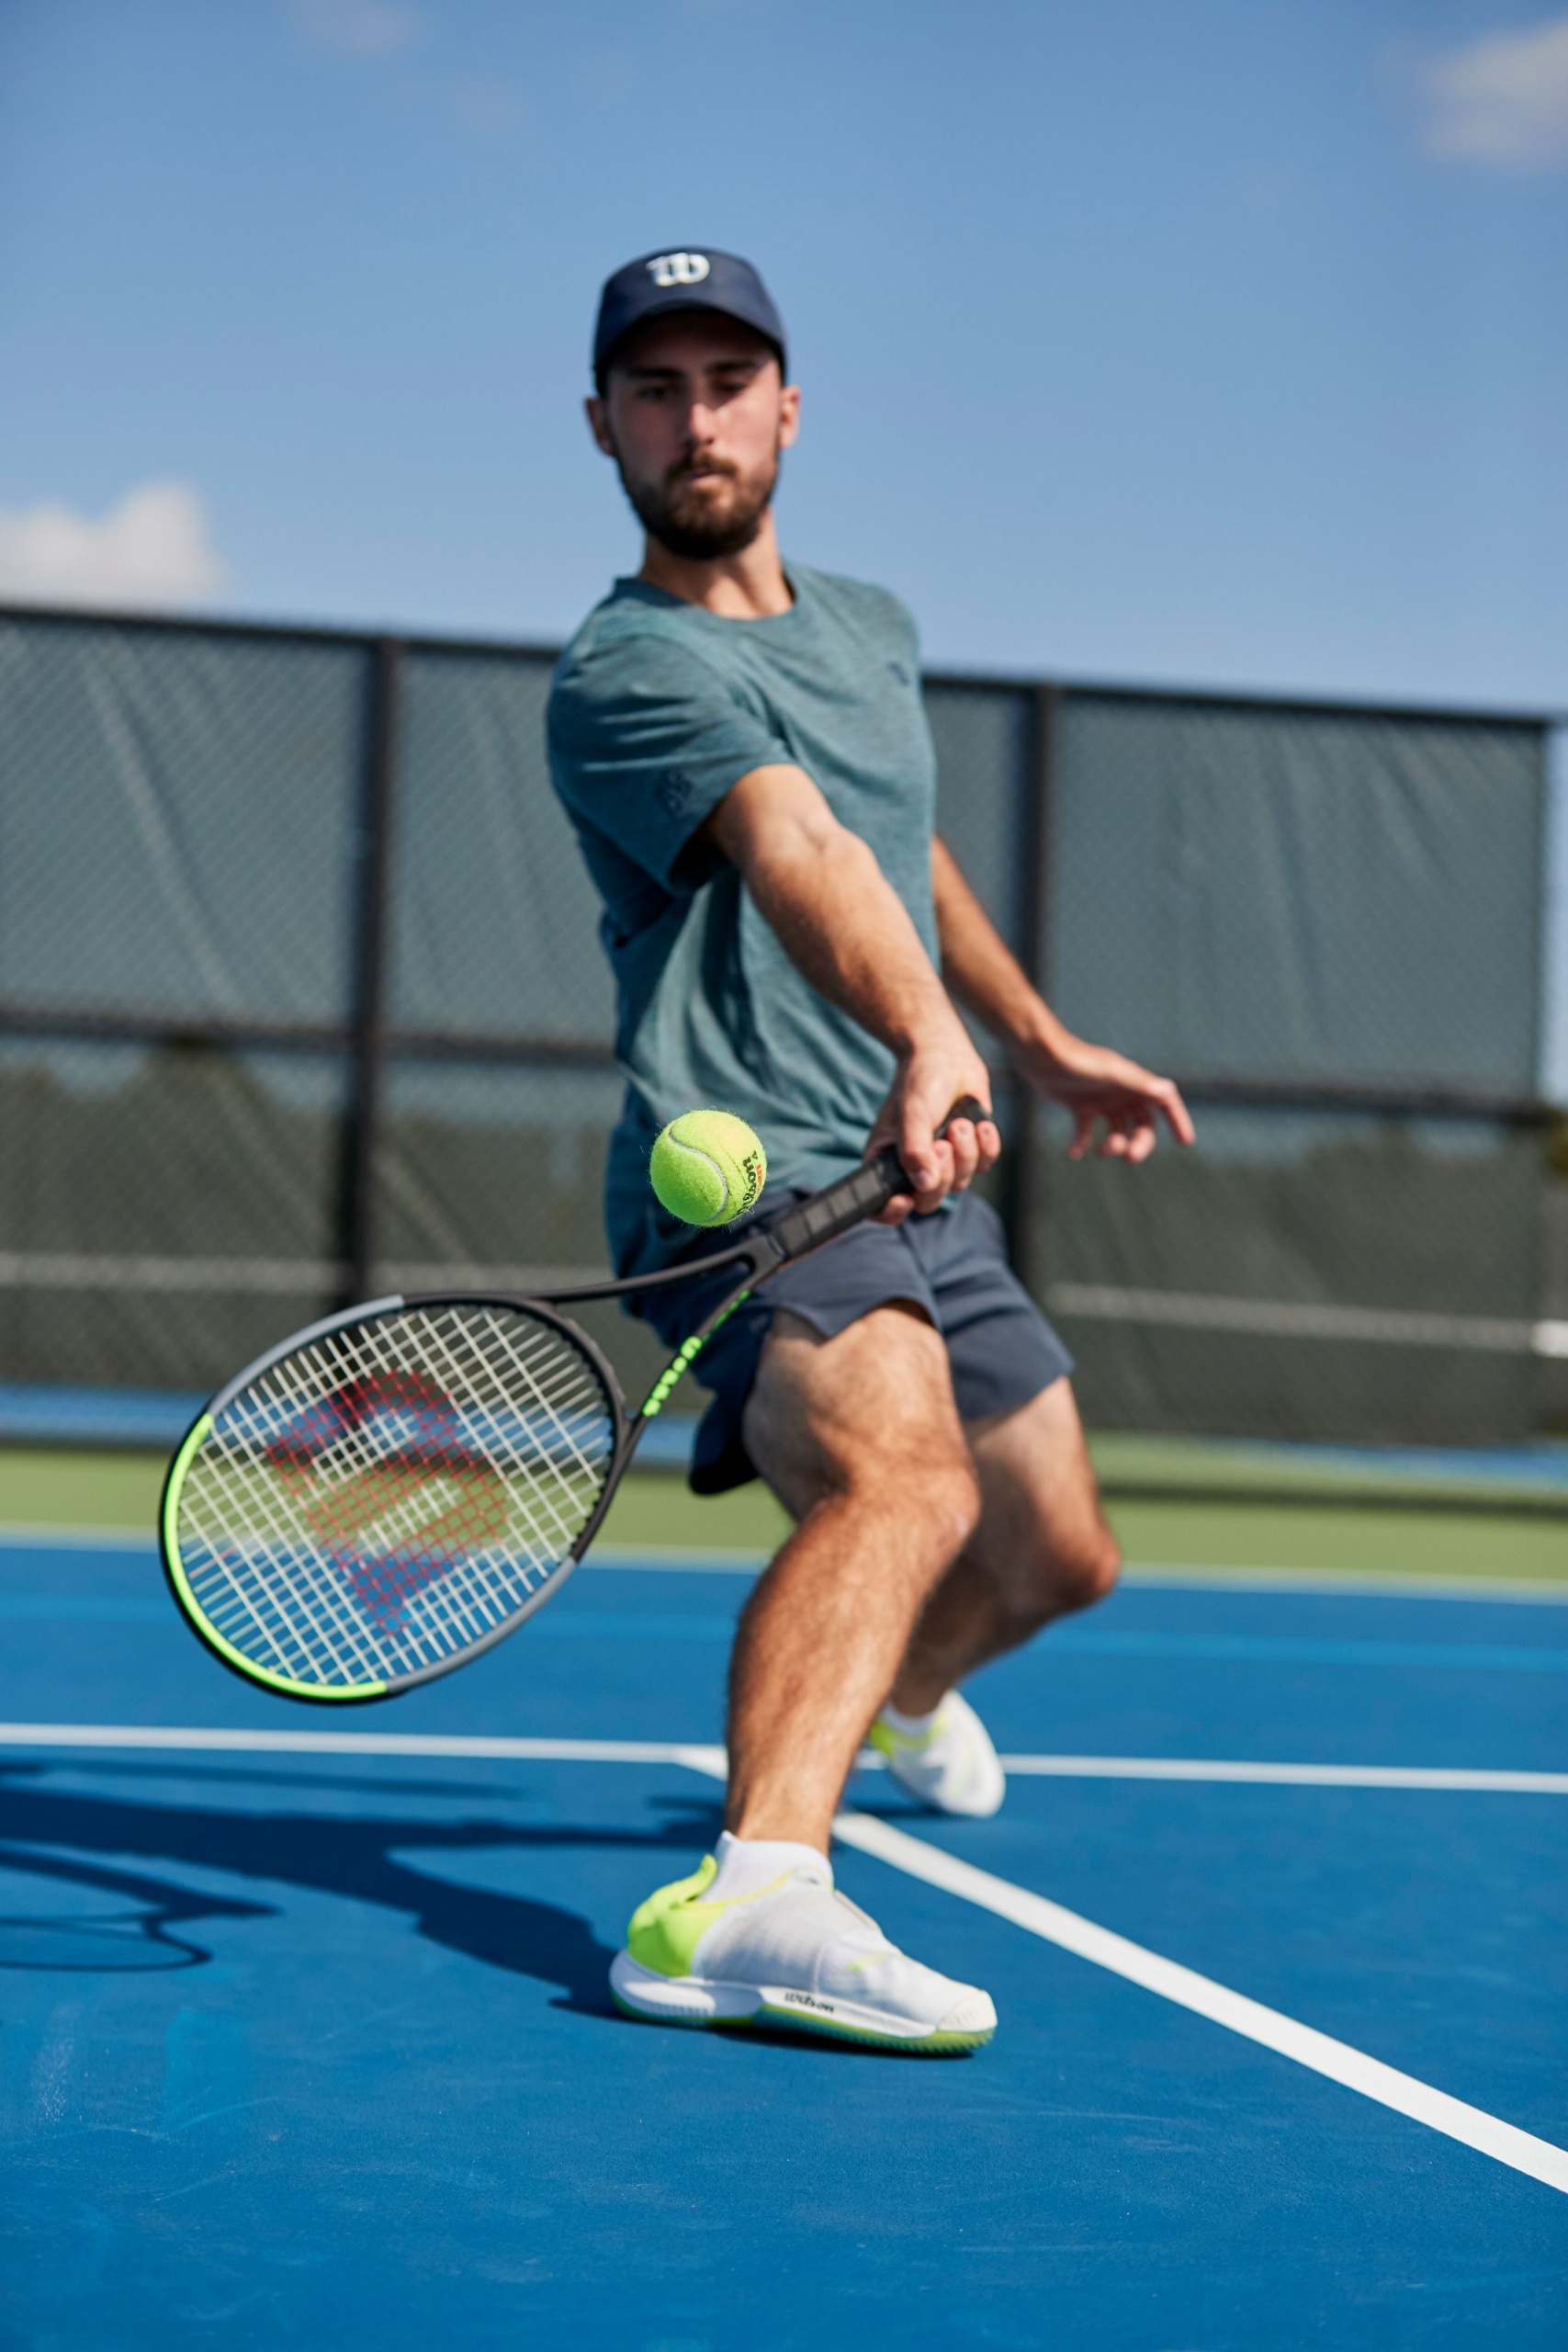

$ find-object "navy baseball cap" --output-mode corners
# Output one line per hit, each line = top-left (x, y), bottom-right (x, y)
(592, 248), (787, 390)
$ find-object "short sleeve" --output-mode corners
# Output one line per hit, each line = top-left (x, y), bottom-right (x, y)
(547, 623), (788, 894)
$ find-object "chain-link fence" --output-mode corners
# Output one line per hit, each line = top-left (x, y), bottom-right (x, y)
(0, 605), (1559, 1442)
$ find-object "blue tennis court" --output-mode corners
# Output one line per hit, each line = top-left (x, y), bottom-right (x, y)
(2, 1525), (1565, 2348)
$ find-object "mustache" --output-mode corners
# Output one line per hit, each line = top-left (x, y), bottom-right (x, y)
(617, 438), (778, 560)
(666, 454), (740, 487)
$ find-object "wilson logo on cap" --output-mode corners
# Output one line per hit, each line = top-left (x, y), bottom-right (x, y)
(647, 252), (711, 288)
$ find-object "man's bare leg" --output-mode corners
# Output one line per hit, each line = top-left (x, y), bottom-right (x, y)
(725, 1304), (979, 1851)
(889, 1375), (1119, 1715)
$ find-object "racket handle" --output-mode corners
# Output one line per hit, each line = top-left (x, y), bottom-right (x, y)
(764, 1095), (993, 1265)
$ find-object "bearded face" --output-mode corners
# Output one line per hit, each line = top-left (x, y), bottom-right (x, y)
(616, 441), (780, 561)
(592, 313), (794, 564)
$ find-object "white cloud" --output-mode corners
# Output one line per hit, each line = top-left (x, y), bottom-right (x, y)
(1421, 13), (1568, 168)
(290, 0), (423, 60)
(0, 481), (228, 610)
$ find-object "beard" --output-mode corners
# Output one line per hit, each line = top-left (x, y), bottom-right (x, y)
(618, 449), (779, 560)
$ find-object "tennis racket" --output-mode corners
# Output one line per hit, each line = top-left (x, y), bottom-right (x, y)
(160, 1099), (990, 1705)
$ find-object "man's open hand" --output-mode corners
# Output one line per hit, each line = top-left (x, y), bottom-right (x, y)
(1020, 1033), (1193, 1162)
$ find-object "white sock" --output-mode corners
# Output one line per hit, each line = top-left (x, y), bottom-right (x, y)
(706, 1829), (831, 1902)
(878, 1698), (943, 1737)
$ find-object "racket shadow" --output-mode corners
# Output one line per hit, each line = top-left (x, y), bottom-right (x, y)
(0, 1768), (705, 2016)
(0, 1835), (270, 1973)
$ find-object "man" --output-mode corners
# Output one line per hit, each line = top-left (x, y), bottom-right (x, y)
(547, 248), (1191, 2052)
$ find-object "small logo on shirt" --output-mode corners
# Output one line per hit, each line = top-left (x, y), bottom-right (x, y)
(887, 661), (911, 685)
(647, 252), (711, 288)
(655, 769), (698, 819)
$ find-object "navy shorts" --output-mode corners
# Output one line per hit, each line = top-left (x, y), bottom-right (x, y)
(630, 1188), (1075, 1496)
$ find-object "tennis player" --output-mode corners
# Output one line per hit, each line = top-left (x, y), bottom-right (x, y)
(548, 249), (1192, 2051)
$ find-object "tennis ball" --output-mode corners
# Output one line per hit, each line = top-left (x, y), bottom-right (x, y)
(649, 1110), (767, 1227)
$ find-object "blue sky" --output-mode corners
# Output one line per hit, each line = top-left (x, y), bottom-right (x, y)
(0, 0), (1564, 712)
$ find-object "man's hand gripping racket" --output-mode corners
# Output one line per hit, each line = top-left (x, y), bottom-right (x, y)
(159, 1099), (991, 1702)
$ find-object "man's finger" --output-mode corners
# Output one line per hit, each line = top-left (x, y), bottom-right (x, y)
(1159, 1080), (1197, 1147)
(945, 1115), (980, 1190)
(1122, 1069), (1196, 1148)
(898, 1103), (940, 1193)
(914, 1135), (957, 1208)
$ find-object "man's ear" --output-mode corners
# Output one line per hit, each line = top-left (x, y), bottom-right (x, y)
(585, 394), (616, 457)
(777, 382), (801, 452)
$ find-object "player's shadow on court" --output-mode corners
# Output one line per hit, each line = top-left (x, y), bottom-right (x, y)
(0, 1764), (713, 2016)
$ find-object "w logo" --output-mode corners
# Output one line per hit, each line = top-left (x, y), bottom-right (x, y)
(647, 252), (711, 288)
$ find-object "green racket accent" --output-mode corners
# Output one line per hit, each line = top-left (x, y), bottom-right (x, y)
(641, 1336), (707, 1419)
(162, 1415), (389, 1702)
(639, 1292), (750, 1419)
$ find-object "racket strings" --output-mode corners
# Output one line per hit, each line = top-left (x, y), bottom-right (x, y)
(174, 1303), (616, 1689)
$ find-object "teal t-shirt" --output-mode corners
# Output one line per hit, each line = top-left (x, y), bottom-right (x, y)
(547, 561), (939, 1262)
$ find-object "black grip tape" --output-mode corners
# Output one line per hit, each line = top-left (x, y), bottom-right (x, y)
(766, 1095), (992, 1267)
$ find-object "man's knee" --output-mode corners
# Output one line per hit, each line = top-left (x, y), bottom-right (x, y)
(901, 1444), (984, 1563)
(998, 1511), (1119, 1638)
(848, 1425), (982, 1566)
(967, 1381), (1120, 1630)
(1053, 1517), (1121, 1613)
(748, 1303), (978, 1559)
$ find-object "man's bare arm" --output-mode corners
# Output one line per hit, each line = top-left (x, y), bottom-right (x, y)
(931, 834), (1193, 1162)
(699, 767), (998, 1211)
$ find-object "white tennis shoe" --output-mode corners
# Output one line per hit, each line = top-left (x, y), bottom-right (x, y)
(610, 1845), (996, 2053)
(867, 1689), (1007, 1818)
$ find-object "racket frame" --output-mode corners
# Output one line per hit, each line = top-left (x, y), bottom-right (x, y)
(158, 1261), (779, 1703)
(160, 1289), (636, 1703)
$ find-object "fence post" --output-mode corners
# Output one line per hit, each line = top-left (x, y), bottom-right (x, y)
(336, 637), (403, 1306)
(1000, 682), (1059, 1299)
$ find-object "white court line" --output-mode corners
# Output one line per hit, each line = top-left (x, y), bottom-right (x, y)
(993, 1755), (1568, 1793)
(3, 1721), (1564, 2193)
(6, 1725), (1567, 1794)
(592, 1546), (766, 1574)
(0, 1723), (727, 1772)
(590, 1554), (1568, 1605)
(670, 1747), (1568, 2199)
(1119, 1565), (1568, 1606)
(828, 1809), (1568, 2199)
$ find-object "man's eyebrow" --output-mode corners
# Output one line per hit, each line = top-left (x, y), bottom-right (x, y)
(621, 353), (765, 382)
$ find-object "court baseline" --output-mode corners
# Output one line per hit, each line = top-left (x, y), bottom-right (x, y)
(2, 1723), (1566, 1793)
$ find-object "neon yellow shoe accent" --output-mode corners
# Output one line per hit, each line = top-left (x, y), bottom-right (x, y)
(750, 1999), (995, 2055)
(623, 1854), (795, 1979)
(866, 1716), (931, 1760)
(868, 1691), (1006, 1818)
